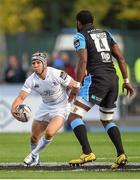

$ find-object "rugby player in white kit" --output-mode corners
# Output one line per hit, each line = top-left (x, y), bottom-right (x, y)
(11, 52), (80, 166)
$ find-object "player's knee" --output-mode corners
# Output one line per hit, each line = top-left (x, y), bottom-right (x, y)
(45, 129), (54, 139)
(70, 104), (87, 119)
(31, 135), (39, 144)
(101, 120), (113, 128)
(99, 107), (114, 122)
(68, 112), (81, 122)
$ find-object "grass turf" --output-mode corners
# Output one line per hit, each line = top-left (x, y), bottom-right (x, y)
(0, 132), (140, 178)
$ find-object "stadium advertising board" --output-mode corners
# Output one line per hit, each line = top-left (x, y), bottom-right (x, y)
(0, 85), (120, 132)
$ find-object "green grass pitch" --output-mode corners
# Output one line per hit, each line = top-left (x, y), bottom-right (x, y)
(0, 131), (140, 179)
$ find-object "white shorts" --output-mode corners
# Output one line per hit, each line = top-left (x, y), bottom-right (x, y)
(34, 102), (70, 122)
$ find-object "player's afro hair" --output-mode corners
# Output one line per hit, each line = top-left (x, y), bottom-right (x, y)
(76, 10), (94, 25)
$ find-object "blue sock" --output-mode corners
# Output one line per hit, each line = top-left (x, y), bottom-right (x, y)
(70, 118), (92, 154)
(70, 118), (85, 130)
(104, 122), (116, 132)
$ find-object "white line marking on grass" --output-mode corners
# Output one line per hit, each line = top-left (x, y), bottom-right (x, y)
(98, 156), (140, 160)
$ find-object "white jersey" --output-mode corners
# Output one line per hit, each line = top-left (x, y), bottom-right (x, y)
(22, 67), (72, 107)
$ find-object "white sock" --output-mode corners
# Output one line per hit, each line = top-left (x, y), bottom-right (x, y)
(32, 136), (52, 156)
(30, 142), (37, 151)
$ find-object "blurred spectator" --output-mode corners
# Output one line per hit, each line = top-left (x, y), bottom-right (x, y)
(49, 51), (60, 66)
(49, 51), (65, 70)
(60, 52), (76, 78)
(22, 52), (30, 72)
(52, 58), (65, 70)
(4, 55), (26, 83)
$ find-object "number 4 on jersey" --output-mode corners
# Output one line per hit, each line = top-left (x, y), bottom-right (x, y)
(90, 33), (110, 52)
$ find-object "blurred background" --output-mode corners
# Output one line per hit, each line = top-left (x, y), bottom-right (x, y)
(0, 0), (140, 132)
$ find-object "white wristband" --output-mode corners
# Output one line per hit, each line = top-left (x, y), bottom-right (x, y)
(74, 81), (81, 88)
(124, 78), (129, 83)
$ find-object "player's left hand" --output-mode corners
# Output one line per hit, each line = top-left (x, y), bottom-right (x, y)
(68, 88), (80, 102)
(122, 83), (136, 97)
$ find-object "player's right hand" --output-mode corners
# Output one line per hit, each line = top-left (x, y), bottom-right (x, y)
(68, 88), (80, 102)
(11, 111), (22, 121)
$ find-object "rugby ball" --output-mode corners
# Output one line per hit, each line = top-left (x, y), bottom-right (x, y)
(16, 104), (32, 122)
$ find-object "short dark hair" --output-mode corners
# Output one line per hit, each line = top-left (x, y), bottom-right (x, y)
(76, 10), (94, 25)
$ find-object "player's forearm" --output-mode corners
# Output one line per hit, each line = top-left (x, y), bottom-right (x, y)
(75, 49), (87, 83)
(76, 60), (86, 83)
(11, 97), (24, 112)
(118, 59), (129, 81)
(112, 44), (129, 81)
(11, 91), (28, 112)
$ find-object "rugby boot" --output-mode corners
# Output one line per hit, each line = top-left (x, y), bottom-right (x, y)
(69, 153), (96, 167)
(111, 154), (127, 169)
(24, 153), (40, 166)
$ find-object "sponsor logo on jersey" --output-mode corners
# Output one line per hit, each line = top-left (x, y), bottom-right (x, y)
(74, 39), (80, 48)
(91, 94), (102, 102)
(60, 71), (67, 80)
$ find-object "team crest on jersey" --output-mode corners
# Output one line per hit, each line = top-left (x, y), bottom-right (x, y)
(74, 39), (80, 48)
(60, 71), (67, 80)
